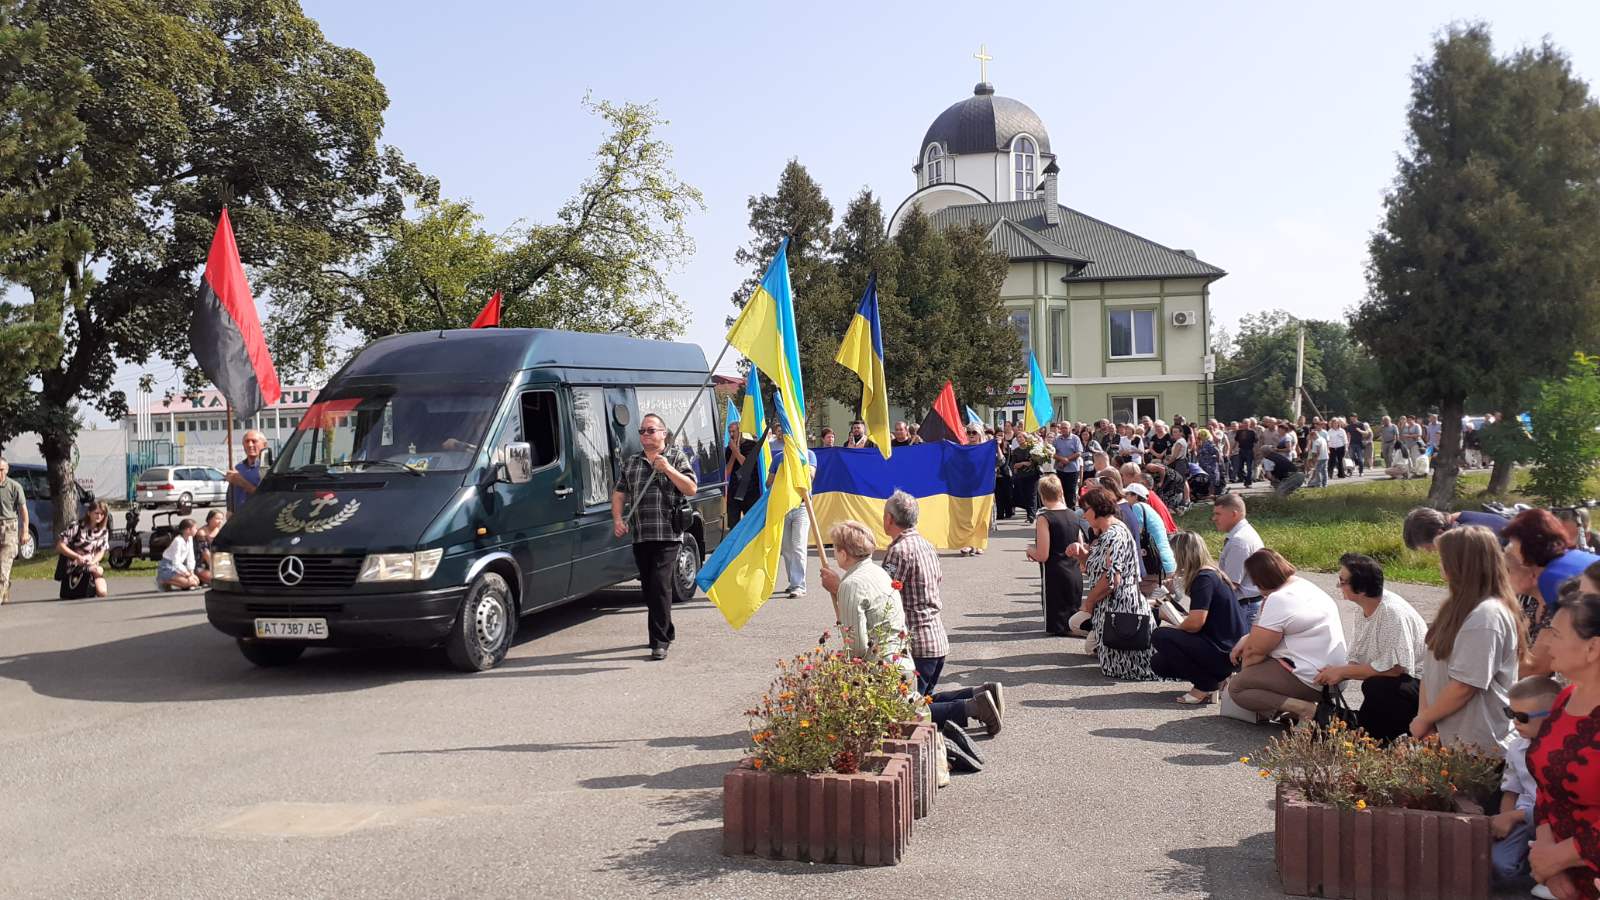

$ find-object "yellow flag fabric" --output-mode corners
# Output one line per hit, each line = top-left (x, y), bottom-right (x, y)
(835, 273), (891, 459)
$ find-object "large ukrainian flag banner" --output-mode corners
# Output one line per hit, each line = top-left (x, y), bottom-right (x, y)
(810, 441), (995, 551)
(696, 240), (809, 629)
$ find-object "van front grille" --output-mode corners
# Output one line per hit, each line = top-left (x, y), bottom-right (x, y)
(235, 554), (363, 592)
(244, 602), (345, 615)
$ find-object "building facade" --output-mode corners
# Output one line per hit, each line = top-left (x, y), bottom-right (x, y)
(890, 79), (1225, 427)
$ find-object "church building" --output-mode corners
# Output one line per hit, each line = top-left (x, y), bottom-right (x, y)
(891, 59), (1226, 427)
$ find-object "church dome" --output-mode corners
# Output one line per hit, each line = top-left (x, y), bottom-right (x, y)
(920, 83), (1051, 157)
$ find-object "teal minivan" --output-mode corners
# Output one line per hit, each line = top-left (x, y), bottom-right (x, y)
(204, 328), (727, 671)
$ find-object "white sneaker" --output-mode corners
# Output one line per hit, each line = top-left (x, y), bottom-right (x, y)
(1532, 884), (1556, 900)
(788, 588), (806, 598)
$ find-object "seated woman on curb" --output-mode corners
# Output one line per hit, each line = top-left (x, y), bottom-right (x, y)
(1225, 548), (1348, 724)
(1151, 531), (1248, 704)
(1313, 553), (1429, 742)
(824, 520), (1002, 736)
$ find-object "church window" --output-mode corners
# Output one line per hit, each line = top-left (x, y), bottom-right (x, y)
(924, 144), (945, 186)
(1013, 136), (1037, 199)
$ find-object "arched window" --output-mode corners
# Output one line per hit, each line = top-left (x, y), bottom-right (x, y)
(1012, 136), (1037, 199)
(924, 144), (945, 186)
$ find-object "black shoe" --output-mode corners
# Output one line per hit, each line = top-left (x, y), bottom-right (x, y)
(650, 646), (668, 661)
(940, 721), (984, 772)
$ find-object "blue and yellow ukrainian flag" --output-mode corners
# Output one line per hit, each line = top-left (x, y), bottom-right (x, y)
(835, 273), (892, 459)
(1024, 350), (1052, 432)
(810, 442), (994, 550)
(696, 240), (810, 629)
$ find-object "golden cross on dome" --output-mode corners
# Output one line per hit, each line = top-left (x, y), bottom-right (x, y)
(973, 43), (993, 83)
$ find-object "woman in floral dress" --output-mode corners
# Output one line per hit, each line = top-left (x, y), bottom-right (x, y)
(1075, 485), (1156, 681)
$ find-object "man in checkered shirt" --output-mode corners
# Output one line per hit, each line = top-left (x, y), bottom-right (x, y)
(612, 413), (698, 661)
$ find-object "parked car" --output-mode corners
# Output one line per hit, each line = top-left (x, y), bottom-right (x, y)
(135, 466), (229, 509)
(205, 327), (727, 672)
(7, 463), (94, 554)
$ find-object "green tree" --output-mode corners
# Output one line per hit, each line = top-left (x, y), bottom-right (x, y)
(1352, 24), (1600, 507)
(1214, 311), (1325, 420)
(1526, 354), (1600, 505)
(0, 0), (429, 534)
(1302, 320), (1385, 419)
(277, 96), (704, 371)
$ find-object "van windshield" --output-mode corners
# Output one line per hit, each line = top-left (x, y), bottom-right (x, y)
(274, 383), (505, 475)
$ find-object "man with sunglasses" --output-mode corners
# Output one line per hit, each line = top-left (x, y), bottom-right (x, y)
(613, 413), (698, 660)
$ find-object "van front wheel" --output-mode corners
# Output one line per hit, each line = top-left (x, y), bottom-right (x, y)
(445, 572), (515, 672)
(671, 533), (701, 604)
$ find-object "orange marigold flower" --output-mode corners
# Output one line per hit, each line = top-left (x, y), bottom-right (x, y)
(827, 734), (837, 742)
(1355, 800), (1367, 810)
(752, 759), (764, 769)
(799, 719), (811, 728)
(1258, 769), (1270, 778)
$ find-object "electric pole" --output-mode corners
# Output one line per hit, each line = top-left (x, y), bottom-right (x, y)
(1291, 326), (1305, 421)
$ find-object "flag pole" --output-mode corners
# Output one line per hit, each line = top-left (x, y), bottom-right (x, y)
(226, 400), (235, 468)
(800, 491), (839, 623)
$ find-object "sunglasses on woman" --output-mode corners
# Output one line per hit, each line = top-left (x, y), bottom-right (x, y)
(1503, 705), (1551, 725)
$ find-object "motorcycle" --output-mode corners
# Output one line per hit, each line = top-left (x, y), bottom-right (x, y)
(106, 503), (190, 569)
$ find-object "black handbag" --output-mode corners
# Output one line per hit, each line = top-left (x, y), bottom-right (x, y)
(1313, 684), (1357, 731)
(1103, 610), (1154, 651)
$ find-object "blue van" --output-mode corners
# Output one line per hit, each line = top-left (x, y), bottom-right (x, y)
(203, 329), (728, 671)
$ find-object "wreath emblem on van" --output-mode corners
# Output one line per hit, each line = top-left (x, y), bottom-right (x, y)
(275, 497), (362, 534)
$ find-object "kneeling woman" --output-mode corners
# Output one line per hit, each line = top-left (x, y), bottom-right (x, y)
(56, 501), (112, 600)
(1026, 474), (1084, 636)
(1225, 549), (1348, 723)
(1151, 531), (1249, 703)
(1077, 486), (1156, 681)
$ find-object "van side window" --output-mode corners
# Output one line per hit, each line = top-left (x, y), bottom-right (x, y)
(570, 387), (613, 506)
(636, 387), (720, 486)
(519, 391), (560, 468)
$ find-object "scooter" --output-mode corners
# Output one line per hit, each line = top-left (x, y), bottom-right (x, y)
(106, 505), (187, 569)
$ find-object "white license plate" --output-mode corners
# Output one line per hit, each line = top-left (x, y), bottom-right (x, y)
(253, 618), (328, 640)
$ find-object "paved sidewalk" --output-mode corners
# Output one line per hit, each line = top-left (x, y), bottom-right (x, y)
(1, 521), (1486, 900)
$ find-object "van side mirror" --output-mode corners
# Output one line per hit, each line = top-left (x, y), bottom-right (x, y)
(503, 442), (534, 484)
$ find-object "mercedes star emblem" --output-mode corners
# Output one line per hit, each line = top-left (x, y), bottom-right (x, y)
(278, 555), (305, 587)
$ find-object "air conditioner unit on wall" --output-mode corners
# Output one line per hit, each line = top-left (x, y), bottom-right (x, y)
(1171, 310), (1197, 327)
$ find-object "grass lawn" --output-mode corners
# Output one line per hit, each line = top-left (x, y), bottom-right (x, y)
(1174, 471), (1583, 586)
(8, 551), (160, 581)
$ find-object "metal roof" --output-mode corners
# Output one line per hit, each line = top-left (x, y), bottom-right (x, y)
(983, 218), (1092, 265)
(929, 199), (1227, 282)
(921, 83), (1051, 158)
(343, 328), (710, 380)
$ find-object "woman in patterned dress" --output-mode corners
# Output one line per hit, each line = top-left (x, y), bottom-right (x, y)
(1075, 485), (1156, 681)
(1527, 592), (1600, 899)
(55, 501), (111, 599)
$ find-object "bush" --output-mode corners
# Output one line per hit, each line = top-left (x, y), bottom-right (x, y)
(1248, 718), (1502, 812)
(744, 627), (923, 775)
(1529, 353), (1600, 506)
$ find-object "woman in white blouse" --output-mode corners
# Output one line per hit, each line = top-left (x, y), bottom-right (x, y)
(1226, 548), (1349, 723)
(1313, 553), (1429, 741)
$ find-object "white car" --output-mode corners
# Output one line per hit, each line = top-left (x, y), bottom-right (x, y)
(136, 466), (229, 509)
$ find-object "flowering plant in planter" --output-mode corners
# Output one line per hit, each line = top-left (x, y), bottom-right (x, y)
(745, 627), (923, 775)
(1248, 718), (1502, 812)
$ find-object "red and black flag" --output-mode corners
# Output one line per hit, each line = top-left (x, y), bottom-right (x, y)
(918, 380), (967, 445)
(190, 208), (281, 421)
(470, 291), (502, 328)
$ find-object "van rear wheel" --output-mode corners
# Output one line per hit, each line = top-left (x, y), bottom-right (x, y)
(445, 572), (515, 672)
(237, 639), (305, 667)
(671, 533), (701, 604)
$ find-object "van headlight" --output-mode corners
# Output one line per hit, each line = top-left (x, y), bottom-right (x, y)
(357, 549), (444, 582)
(211, 551), (238, 582)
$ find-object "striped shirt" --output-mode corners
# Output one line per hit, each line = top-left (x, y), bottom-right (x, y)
(881, 527), (948, 658)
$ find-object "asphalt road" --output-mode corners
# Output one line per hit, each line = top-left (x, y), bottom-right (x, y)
(2, 518), (1480, 900)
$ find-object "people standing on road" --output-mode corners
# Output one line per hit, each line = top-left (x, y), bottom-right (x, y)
(1052, 425), (1084, 509)
(1236, 419), (1259, 488)
(1401, 416), (1426, 461)
(1411, 526), (1527, 753)
(157, 518), (201, 592)
(56, 500), (112, 600)
(1304, 426), (1330, 488)
(0, 458), (28, 606)
(722, 420), (761, 530)
(766, 422), (819, 598)
(226, 430), (268, 512)
(1151, 531), (1248, 705)
(1379, 416), (1399, 467)
(1347, 414), (1371, 475)
(1313, 553), (1428, 742)
(1213, 493), (1265, 626)
(612, 412), (698, 661)
(1326, 417), (1348, 479)
(1074, 486), (1157, 681)
(1010, 433), (1042, 523)
(1525, 592), (1600, 898)
(994, 434), (1015, 520)
(1194, 427), (1221, 500)
(1026, 475), (1085, 636)
(1226, 549), (1348, 724)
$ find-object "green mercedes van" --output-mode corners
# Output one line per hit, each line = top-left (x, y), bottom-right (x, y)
(204, 328), (727, 671)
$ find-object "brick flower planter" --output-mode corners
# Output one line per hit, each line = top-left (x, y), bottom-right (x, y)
(723, 752), (914, 866)
(1274, 785), (1492, 899)
(882, 720), (937, 819)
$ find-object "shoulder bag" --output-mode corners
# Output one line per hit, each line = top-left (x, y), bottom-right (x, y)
(1103, 608), (1153, 652)
(1313, 684), (1357, 731)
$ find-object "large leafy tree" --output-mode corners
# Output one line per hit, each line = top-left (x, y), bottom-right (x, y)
(1352, 24), (1600, 506)
(0, 0), (429, 533)
(280, 97), (704, 369)
(1213, 312), (1384, 422)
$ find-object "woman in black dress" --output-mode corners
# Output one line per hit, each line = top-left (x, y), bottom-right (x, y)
(1010, 433), (1043, 523)
(1026, 474), (1085, 635)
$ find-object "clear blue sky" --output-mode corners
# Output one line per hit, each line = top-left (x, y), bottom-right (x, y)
(114, 0), (1600, 405)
